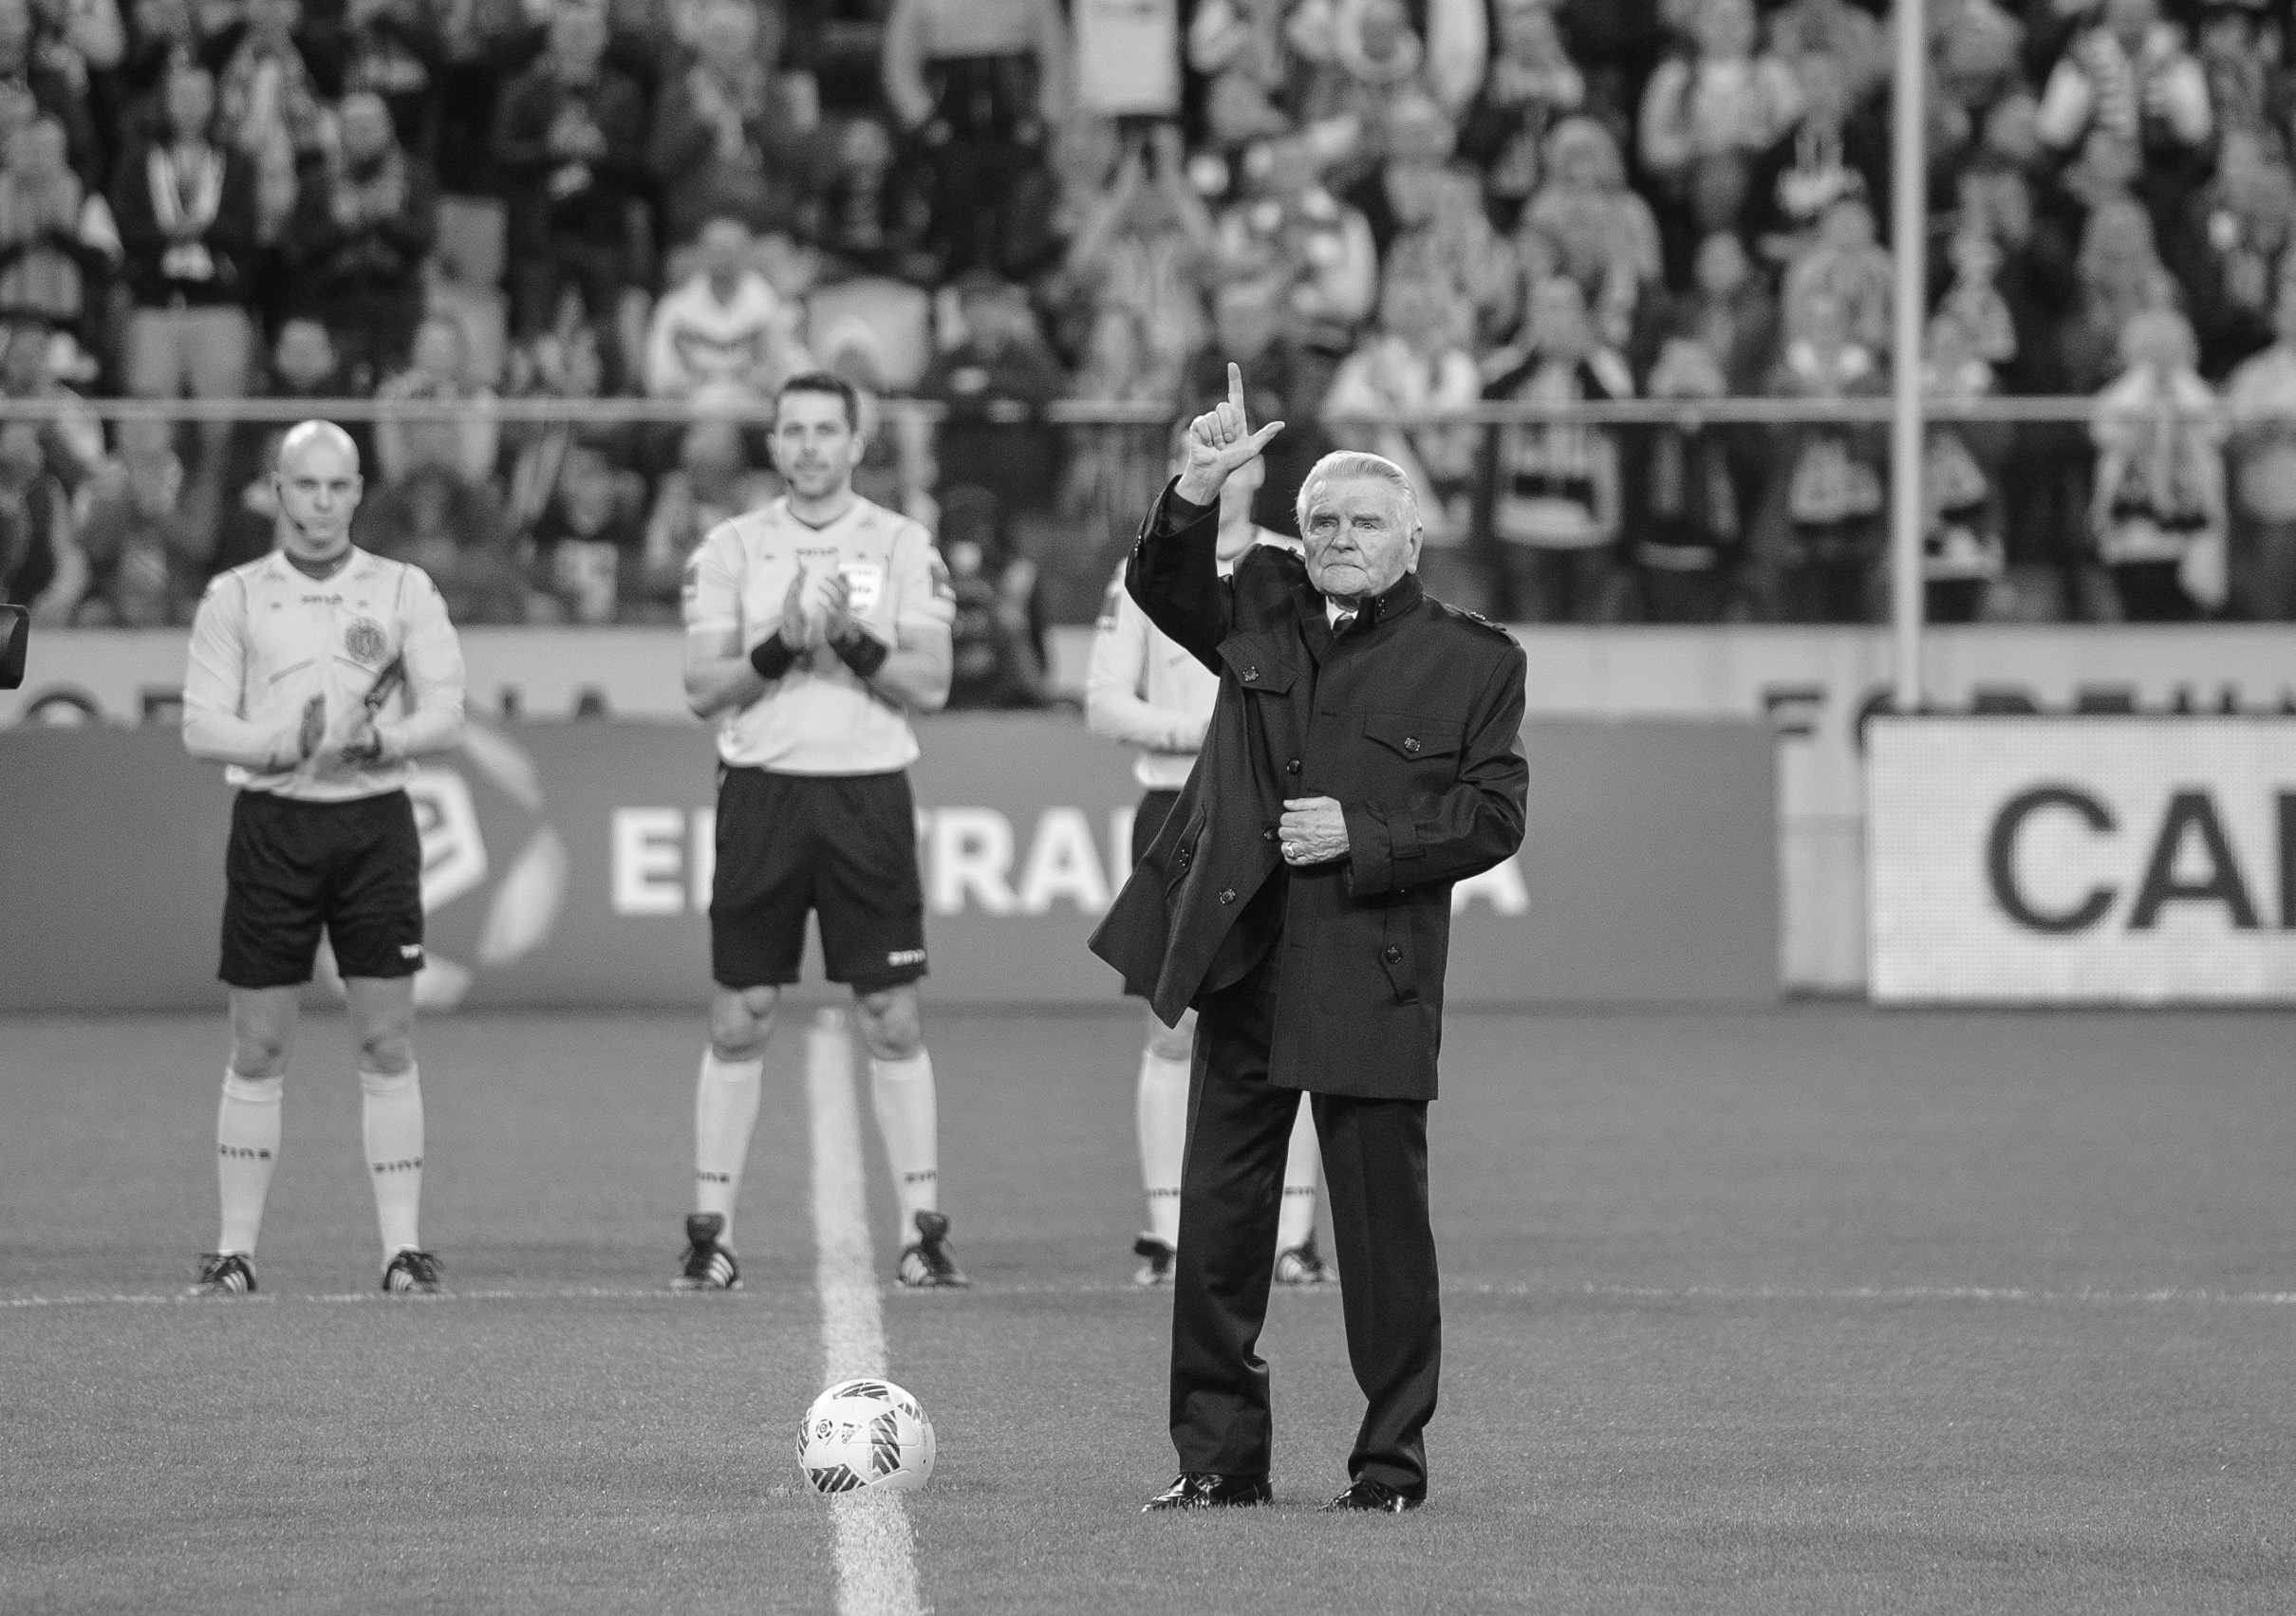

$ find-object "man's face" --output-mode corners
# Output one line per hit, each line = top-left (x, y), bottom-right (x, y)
(772, 389), (862, 501)
(698, 219), (750, 285)
(274, 321), (335, 389)
(166, 70), (215, 140)
(341, 93), (391, 161)
(274, 435), (364, 554)
(1300, 475), (1420, 601)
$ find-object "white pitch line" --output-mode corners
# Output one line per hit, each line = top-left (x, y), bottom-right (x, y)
(11, 1281), (2295, 1312)
(806, 1009), (923, 1616)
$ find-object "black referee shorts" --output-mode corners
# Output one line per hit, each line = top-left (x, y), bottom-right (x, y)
(712, 768), (927, 994)
(220, 789), (424, 990)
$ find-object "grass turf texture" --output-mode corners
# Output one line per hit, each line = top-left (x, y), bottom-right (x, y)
(0, 1006), (2290, 1613)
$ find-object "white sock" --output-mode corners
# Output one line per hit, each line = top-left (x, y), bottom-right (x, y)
(361, 1066), (424, 1258)
(215, 1070), (283, 1255)
(870, 1049), (939, 1228)
(1136, 1048), (1189, 1247)
(1278, 1097), (1320, 1253)
(694, 1049), (765, 1237)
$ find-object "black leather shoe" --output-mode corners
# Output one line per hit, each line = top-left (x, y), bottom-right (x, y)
(1323, 1477), (1423, 1513)
(1142, 1473), (1273, 1512)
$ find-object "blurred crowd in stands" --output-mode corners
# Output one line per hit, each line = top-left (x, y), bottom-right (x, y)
(3, 0), (2296, 672)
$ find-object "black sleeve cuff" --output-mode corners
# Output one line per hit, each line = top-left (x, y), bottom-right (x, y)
(749, 633), (800, 681)
(832, 629), (890, 679)
(1155, 481), (1214, 536)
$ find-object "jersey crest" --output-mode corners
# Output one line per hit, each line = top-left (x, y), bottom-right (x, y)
(344, 617), (388, 664)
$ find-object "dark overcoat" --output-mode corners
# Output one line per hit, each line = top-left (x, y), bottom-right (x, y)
(1088, 483), (1529, 1102)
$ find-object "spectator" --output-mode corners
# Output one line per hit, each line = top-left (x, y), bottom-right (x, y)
(2193, 0), (2292, 147)
(918, 271), (1069, 523)
(0, 320), (89, 618)
(374, 309), (499, 488)
(2168, 126), (2296, 378)
(643, 214), (812, 408)
(1385, 163), (1522, 353)
(0, 114), (117, 335)
(1455, 0), (1584, 232)
(1764, 286), (1886, 622)
(0, 315), (101, 483)
(1744, 47), (1888, 267)
(526, 439), (644, 623)
(1636, 0), (1801, 244)
(1185, 0), (1292, 152)
(2091, 306), (2226, 620)
(649, 0), (821, 248)
(1766, 0), (1889, 102)
(0, 0), (101, 188)
(494, 0), (648, 347)
(1057, 122), (1218, 391)
(2223, 269), (2296, 620)
(1322, 267), (1480, 590)
(1921, 309), (2009, 623)
(282, 88), (437, 390)
(1180, 271), (1333, 534)
(1316, 0), (1484, 173)
(117, 0), (204, 139)
(2034, 0), (2212, 235)
(355, 460), (527, 622)
(2059, 196), (2182, 396)
(1524, 115), (1662, 352)
(68, 415), (208, 624)
(1480, 274), (1633, 622)
(211, 0), (329, 240)
(1672, 228), (1779, 396)
(502, 313), (638, 544)
(112, 62), (258, 489)
(1937, 226), (2018, 371)
(937, 484), (1055, 710)
(882, 0), (1071, 276)
(1215, 129), (1377, 367)
(1781, 194), (1894, 353)
(1626, 331), (1745, 622)
(304, 0), (452, 163)
(637, 414), (777, 616)
(811, 114), (937, 282)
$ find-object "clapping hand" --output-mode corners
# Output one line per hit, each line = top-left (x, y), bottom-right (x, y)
(1174, 362), (1284, 507)
(779, 567), (828, 650)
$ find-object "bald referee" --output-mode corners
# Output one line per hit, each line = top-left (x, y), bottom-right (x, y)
(675, 371), (965, 1291)
(181, 420), (466, 1297)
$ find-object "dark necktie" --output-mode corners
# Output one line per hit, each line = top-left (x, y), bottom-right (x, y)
(1333, 611), (1357, 637)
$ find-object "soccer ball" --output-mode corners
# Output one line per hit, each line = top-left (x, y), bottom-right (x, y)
(797, 1379), (936, 1495)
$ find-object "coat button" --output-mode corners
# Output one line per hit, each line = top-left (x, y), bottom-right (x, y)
(1219, 887), (1237, 904)
(1285, 757), (1301, 774)
(1176, 846), (1190, 868)
(1241, 665), (1258, 682)
(1403, 736), (1421, 754)
(1383, 945), (1403, 963)
(1262, 827), (1278, 842)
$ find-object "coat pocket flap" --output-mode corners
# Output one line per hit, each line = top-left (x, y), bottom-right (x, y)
(1217, 634), (1298, 695)
(1362, 713), (1463, 761)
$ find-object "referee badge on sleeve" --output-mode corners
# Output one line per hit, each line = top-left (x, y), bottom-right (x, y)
(840, 561), (885, 615)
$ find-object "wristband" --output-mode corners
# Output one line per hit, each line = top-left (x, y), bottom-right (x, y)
(749, 632), (801, 681)
(831, 628), (889, 679)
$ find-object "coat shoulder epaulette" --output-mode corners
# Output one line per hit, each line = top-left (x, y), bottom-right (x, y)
(1427, 596), (1519, 645)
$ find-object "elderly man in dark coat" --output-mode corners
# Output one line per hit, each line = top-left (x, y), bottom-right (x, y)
(1091, 365), (1529, 1514)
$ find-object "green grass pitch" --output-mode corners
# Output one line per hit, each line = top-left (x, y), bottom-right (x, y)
(3, 1006), (2292, 1613)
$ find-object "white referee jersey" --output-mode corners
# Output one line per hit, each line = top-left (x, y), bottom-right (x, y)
(182, 548), (466, 802)
(1085, 529), (1297, 790)
(684, 493), (955, 774)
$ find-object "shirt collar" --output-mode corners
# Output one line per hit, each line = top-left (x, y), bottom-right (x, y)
(1305, 569), (1425, 636)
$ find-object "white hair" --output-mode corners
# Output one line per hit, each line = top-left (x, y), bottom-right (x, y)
(1295, 451), (1420, 535)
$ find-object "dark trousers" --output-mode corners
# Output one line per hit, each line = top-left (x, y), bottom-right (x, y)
(1170, 963), (1441, 1495)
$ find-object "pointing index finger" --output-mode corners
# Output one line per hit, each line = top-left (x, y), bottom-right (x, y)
(1227, 361), (1246, 418)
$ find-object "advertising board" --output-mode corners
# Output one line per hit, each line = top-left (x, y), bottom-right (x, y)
(1868, 717), (2296, 1003)
(0, 715), (1777, 1012)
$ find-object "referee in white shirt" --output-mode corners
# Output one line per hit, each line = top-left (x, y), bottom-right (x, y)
(1087, 436), (1333, 1291)
(180, 420), (466, 1297)
(675, 371), (968, 1291)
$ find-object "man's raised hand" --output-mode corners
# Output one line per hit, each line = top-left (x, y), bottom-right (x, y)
(1174, 362), (1284, 507)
